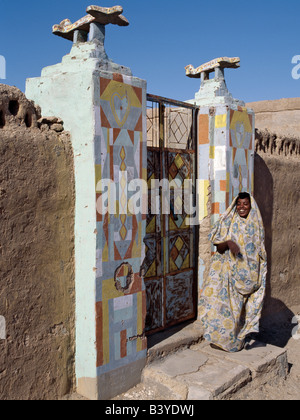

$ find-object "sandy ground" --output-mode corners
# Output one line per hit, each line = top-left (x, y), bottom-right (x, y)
(235, 333), (300, 400)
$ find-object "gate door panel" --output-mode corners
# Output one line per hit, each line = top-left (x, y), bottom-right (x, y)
(143, 95), (198, 334)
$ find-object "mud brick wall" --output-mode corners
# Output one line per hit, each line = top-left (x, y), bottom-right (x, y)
(247, 98), (300, 139)
(254, 129), (300, 321)
(0, 85), (75, 400)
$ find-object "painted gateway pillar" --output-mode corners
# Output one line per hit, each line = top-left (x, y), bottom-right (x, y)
(26, 5), (147, 400)
(185, 57), (255, 294)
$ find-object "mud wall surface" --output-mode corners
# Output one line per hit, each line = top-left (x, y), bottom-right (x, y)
(254, 129), (300, 324)
(247, 98), (300, 138)
(0, 85), (75, 400)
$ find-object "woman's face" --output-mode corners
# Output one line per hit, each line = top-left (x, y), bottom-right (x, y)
(236, 198), (251, 218)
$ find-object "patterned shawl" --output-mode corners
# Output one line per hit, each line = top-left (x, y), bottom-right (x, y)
(199, 195), (267, 352)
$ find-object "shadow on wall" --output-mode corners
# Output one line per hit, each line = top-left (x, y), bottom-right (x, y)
(253, 153), (295, 348)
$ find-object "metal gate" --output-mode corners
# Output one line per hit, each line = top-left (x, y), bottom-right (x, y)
(142, 94), (198, 334)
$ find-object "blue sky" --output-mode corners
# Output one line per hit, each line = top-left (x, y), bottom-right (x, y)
(0, 0), (299, 103)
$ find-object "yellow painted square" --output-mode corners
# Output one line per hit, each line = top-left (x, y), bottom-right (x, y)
(102, 278), (123, 300)
(215, 114), (227, 128)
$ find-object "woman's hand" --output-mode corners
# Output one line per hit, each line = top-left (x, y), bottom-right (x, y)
(227, 240), (240, 256)
(216, 240), (240, 256)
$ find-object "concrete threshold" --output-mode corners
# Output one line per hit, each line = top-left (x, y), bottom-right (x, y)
(142, 337), (289, 400)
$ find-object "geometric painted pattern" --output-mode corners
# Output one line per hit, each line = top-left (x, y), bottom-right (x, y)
(169, 234), (190, 272)
(203, 105), (255, 227)
(166, 151), (193, 231)
(143, 98), (197, 334)
(95, 74), (147, 374)
(196, 105), (255, 295)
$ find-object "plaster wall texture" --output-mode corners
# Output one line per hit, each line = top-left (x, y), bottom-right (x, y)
(0, 84), (75, 400)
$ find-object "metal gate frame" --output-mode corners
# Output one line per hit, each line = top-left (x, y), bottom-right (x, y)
(144, 94), (199, 335)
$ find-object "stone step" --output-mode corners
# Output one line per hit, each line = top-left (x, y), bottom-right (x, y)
(142, 340), (288, 400)
(147, 321), (204, 364)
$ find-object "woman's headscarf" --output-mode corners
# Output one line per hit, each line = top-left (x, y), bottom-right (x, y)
(209, 194), (267, 263)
